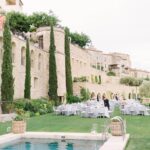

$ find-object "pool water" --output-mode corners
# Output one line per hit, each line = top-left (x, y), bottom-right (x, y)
(0, 139), (103, 150)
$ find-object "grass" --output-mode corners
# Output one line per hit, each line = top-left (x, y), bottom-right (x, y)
(0, 109), (150, 150)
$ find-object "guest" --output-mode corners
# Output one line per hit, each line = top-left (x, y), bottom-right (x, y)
(102, 94), (110, 110)
(115, 94), (119, 101)
(97, 93), (101, 102)
(120, 98), (127, 109)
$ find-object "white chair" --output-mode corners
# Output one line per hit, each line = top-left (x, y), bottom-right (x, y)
(53, 106), (61, 115)
(98, 108), (105, 118)
(129, 107), (136, 115)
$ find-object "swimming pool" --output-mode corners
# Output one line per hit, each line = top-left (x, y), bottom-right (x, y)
(0, 138), (104, 150)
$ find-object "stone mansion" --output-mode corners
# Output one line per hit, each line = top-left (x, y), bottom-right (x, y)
(0, 0), (150, 101)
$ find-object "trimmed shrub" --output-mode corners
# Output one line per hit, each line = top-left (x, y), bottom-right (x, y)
(80, 88), (90, 101)
(48, 25), (58, 102)
(1, 18), (14, 113)
(120, 77), (143, 86)
(107, 71), (116, 76)
(13, 99), (53, 117)
(24, 39), (31, 99)
(65, 27), (73, 96)
(99, 76), (101, 84)
(95, 76), (98, 83)
(67, 95), (81, 104)
(69, 32), (91, 48)
(73, 76), (88, 82)
(139, 81), (150, 98)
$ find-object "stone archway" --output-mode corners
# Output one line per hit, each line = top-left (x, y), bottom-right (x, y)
(91, 92), (95, 100)
(106, 91), (112, 99)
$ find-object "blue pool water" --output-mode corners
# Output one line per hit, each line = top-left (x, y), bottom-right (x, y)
(0, 139), (103, 150)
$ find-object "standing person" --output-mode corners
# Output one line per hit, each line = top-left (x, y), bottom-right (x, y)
(97, 93), (101, 102)
(102, 94), (110, 110)
(115, 94), (119, 101)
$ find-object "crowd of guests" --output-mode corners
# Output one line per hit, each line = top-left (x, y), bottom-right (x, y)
(90, 93), (120, 110)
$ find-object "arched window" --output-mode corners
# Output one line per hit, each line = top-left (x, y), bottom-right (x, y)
(72, 58), (74, 64)
(38, 53), (42, 70)
(80, 61), (82, 67)
(21, 47), (25, 66)
(31, 50), (34, 68)
(38, 35), (44, 49)
(12, 42), (16, 63)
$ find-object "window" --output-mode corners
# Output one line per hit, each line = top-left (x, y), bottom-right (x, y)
(31, 50), (34, 68)
(6, 0), (16, 5)
(76, 60), (79, 64)
(34, 77), (38, 89)
(21, 47), (25, 66)
(38, 53), (42, 70)
(12, 42), (16, 63)
(72, 58), (74, 64)
(80, 61), (82, 67)
(38, 36), (43, 49)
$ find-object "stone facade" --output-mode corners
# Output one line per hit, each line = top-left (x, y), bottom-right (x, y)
(0, 26), (67, 100)
(1, 26), (150, 100)
(0, 1), (150, 101)
(129, 68), (150, 79)
(0, 0), (23, 12)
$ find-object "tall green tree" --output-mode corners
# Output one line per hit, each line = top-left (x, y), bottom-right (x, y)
(139, 81), (150, 98)
(1, 19), (14, 112)
(7, 11), (30, 33)
(69, 32), (91, 48)
(28, 12), (59, 29)
(24, 39), (31, 99)
(65, 28), (73, 96)
(48, 25), (58, 101)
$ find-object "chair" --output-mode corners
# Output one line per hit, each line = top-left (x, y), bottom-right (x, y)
(121, 109), (125, 115)
(139, 107), (145, 116)
(129, 107), (135, 115)
(53, 106), (61, 115)
(139, 110), (144, 116)
(98, 108), (105, 118)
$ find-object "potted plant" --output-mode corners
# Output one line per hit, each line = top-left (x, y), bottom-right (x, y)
(110, 116), (125, 136)
(12, 109), (26, 134)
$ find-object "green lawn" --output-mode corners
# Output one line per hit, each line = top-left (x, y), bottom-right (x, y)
(0, 110), (150, 150)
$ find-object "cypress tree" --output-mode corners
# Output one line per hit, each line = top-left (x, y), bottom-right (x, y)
(64, 28), (73, 96)
(1, 19), (14, 112)
(24, 39), (31, 99)
(48, 25), (58, 101)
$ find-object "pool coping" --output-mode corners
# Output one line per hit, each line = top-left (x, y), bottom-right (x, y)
(0, 132), (129, 150)
(100, 134), (130, 150)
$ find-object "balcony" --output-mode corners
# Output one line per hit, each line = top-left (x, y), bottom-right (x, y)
(6, 0), (16, 5)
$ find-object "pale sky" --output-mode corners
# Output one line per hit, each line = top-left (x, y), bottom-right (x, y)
(22, 0), (150, 71)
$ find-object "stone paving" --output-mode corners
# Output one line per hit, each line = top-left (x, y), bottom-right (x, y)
(0, 113), (16, 122)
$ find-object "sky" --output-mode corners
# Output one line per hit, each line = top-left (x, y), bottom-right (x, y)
(22, 0), (150, 71)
